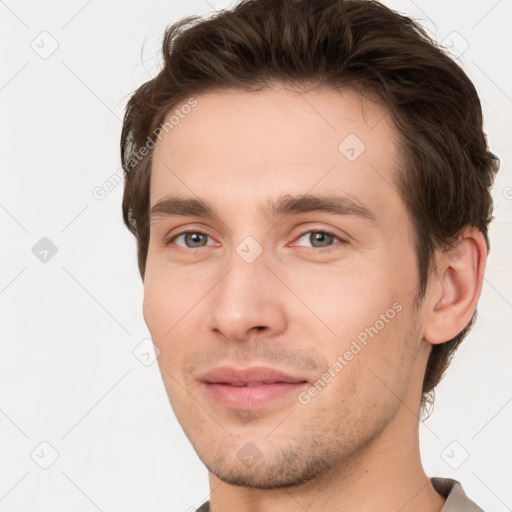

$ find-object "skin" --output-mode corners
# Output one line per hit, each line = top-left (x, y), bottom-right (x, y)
(143, 83), (487, 512)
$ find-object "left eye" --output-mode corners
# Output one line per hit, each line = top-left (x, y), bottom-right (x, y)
(295, 230), (342, 248)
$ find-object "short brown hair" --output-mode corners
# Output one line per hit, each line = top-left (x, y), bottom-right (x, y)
(121, 0), (499, 411)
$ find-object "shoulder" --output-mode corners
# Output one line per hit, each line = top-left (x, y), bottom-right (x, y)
(431, 477), (485, 512)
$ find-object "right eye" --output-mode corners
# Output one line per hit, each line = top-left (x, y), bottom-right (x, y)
(165, 230), (217, 249)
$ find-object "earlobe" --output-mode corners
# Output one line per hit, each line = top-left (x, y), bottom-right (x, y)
(423, 228), (487, 345)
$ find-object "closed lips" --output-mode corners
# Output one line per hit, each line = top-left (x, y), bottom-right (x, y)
(200, 366), (309, 409)
(200, 366), (308, 385)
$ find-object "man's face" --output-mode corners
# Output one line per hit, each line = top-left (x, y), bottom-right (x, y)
(144, 84), (428, 488)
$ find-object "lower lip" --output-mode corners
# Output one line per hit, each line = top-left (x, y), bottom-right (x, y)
(202, 382), (307, 409)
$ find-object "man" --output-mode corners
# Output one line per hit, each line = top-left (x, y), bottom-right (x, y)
(121, 0), (499, 510)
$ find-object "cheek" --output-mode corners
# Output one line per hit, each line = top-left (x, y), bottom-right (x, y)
(143, 261), (214, 387)
(283, 261), (401, 344)
(142, 277), (169, 339)
(144, 277), (193, 414)
(142, 270), (186, 376)
(287, 262), (416, 400)
(142, 256), (198, 338)
(311, 311), (420, 437)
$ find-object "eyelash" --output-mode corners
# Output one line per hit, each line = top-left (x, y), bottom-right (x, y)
(163, 228), (346, 252)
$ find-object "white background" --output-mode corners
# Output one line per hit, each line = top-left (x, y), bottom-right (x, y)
(1, 0), (511, 511)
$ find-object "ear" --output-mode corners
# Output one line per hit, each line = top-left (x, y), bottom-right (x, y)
(422, 227), (487, 345)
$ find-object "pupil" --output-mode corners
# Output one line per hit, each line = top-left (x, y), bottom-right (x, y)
(188, 233), (205, 247)
(312, 232), (333, 247)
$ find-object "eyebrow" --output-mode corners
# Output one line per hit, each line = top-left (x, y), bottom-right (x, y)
(149, 193), (377, 224)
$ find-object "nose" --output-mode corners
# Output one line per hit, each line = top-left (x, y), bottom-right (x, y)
(207, 251), (287, 342)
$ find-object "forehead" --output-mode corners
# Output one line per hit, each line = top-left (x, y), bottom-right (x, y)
(150, 84), (402, 222)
